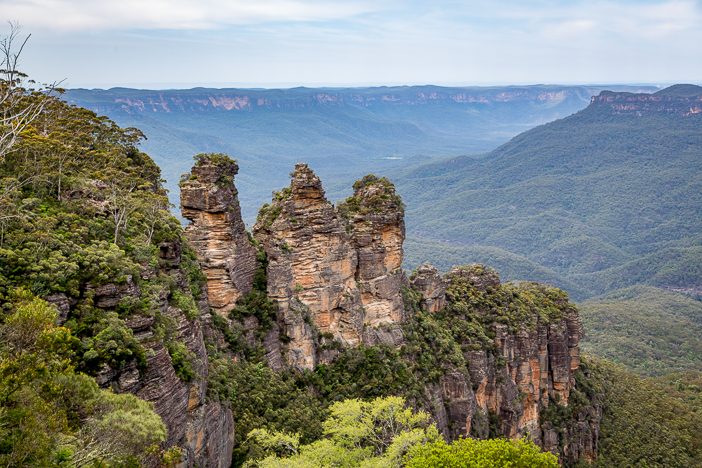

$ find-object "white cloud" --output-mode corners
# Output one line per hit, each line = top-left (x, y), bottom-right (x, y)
(0, 0), (377, 31)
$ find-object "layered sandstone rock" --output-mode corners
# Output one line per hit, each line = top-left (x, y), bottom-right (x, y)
(94, 240), (234, 467)
(410, 263), (446, 313)
(180, 154), (257, 315)
(418, 265), (597, 463)
(177, 158), (599, 463)
(591, 85), (702, 117)
(338, 175), (405, 330)
(253, 164), (365, 369)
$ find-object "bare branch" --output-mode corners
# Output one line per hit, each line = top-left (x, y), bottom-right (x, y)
(0, 22), (61, 161)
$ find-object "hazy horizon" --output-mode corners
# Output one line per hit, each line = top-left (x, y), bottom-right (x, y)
(3, 0), (701, 89)
(66, 81), (678, 91)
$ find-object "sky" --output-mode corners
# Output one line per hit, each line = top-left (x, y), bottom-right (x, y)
(2, 0), (701, 89)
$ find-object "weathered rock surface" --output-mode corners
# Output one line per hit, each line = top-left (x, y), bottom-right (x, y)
(339, 175), (405, 330)
(180, 154), (257, 315)
(253, 164), (365, 369)
(179, 159), (601, 464)
(421, 265), (598, 464)
(252, 166), (411, 368)
(591, 85), (702, 117)
(409, 263), (446, 313)
(91, 241), (234, 467)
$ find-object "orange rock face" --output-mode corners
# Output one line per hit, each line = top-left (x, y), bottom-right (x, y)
(339, 175), (406, 337)
(253, 164), (365, 369)
(180, 155), (257, 316)
(253, 167), (408, 369)
(179, 158), (599, 463)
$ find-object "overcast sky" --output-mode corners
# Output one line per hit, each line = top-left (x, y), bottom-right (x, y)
(3, 0), (701, 88)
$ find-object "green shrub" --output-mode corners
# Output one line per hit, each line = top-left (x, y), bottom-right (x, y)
(166, 341), (196, 382)
(405, 437), (559, 467)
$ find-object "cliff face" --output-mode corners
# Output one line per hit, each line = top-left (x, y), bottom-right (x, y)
(410, 263), (446, 313)
(591, 85), (702, 117)
(253, 164), (366, 369)
(417, 266), (599, 464)
(85, 241), (234, 467)
(180, 155), (257, 315)
(338, 175), (406, 335)
(67, 86), (617, 115)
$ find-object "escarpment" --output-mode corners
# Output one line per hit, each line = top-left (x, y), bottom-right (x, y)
(180, 154), (257, 315)
(180, 158), (602, 463)
(422, 266), (599, 464)
(75, 239), (235, 466)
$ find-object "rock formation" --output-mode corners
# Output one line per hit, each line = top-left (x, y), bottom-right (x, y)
(252, 166), (410, 368)
(180, 154), (257, 315)
(253, 164), (365, 369)
(91, 240), (234, 467)
(410, 263), (446, 313)
(591, 84), (702, 117)
(338, 175), (405, 333)
(420, 265), (598, 464)
(180, 159), (601, 463)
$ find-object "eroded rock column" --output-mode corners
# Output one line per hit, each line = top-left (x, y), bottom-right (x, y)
(180, 154), (257, 315)
(410, 263), (446, 313)
(253, 164), (364, 369)
(339, 175), (406, 330)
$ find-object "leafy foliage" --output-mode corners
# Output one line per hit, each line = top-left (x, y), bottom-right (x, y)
(0, 291), (168, 466)
(588, 358), (702, 467)
(0, 68), (207, 466)
(211, 270), (586, 466)
(246, 396), (559, 468)
(338, 174), (405, 218)
(207, 359), (325, 466)
(405, 437), (559, 467)
(0, 79), (204, 382)
(250, 396), (440, 467)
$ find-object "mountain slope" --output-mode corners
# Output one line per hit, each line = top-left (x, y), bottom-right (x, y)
(398, 85), (702, 300)
(580, 287), (702, 375)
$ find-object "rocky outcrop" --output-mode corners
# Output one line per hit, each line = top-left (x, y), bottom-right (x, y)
(410, 263), (446, 313)
(417, 265), (598, 464)
(180, 154), (257, 315)
(591, 85), (702, 117)
(179, 159), (600, 463)
(339, 175), (405, 332)
(252, 166), (410, 369)
(253, 164), (365, 369)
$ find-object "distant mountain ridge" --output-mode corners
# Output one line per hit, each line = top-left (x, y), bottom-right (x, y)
(591, 83), (702, 116)
(63, 84), (658, 222)
(67, 84), (658, 114)
(397, 84), (702, 300)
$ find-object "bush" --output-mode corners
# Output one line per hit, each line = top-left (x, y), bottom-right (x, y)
(405, 437), (559, 467)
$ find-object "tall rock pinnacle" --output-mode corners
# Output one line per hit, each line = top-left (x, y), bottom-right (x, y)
(253, 164), (365, 369)
(339, 175), (406, 332)
(180, 153), (257, 315)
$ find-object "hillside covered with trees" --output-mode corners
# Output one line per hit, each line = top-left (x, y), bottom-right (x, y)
(398, 86), (702, 301)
